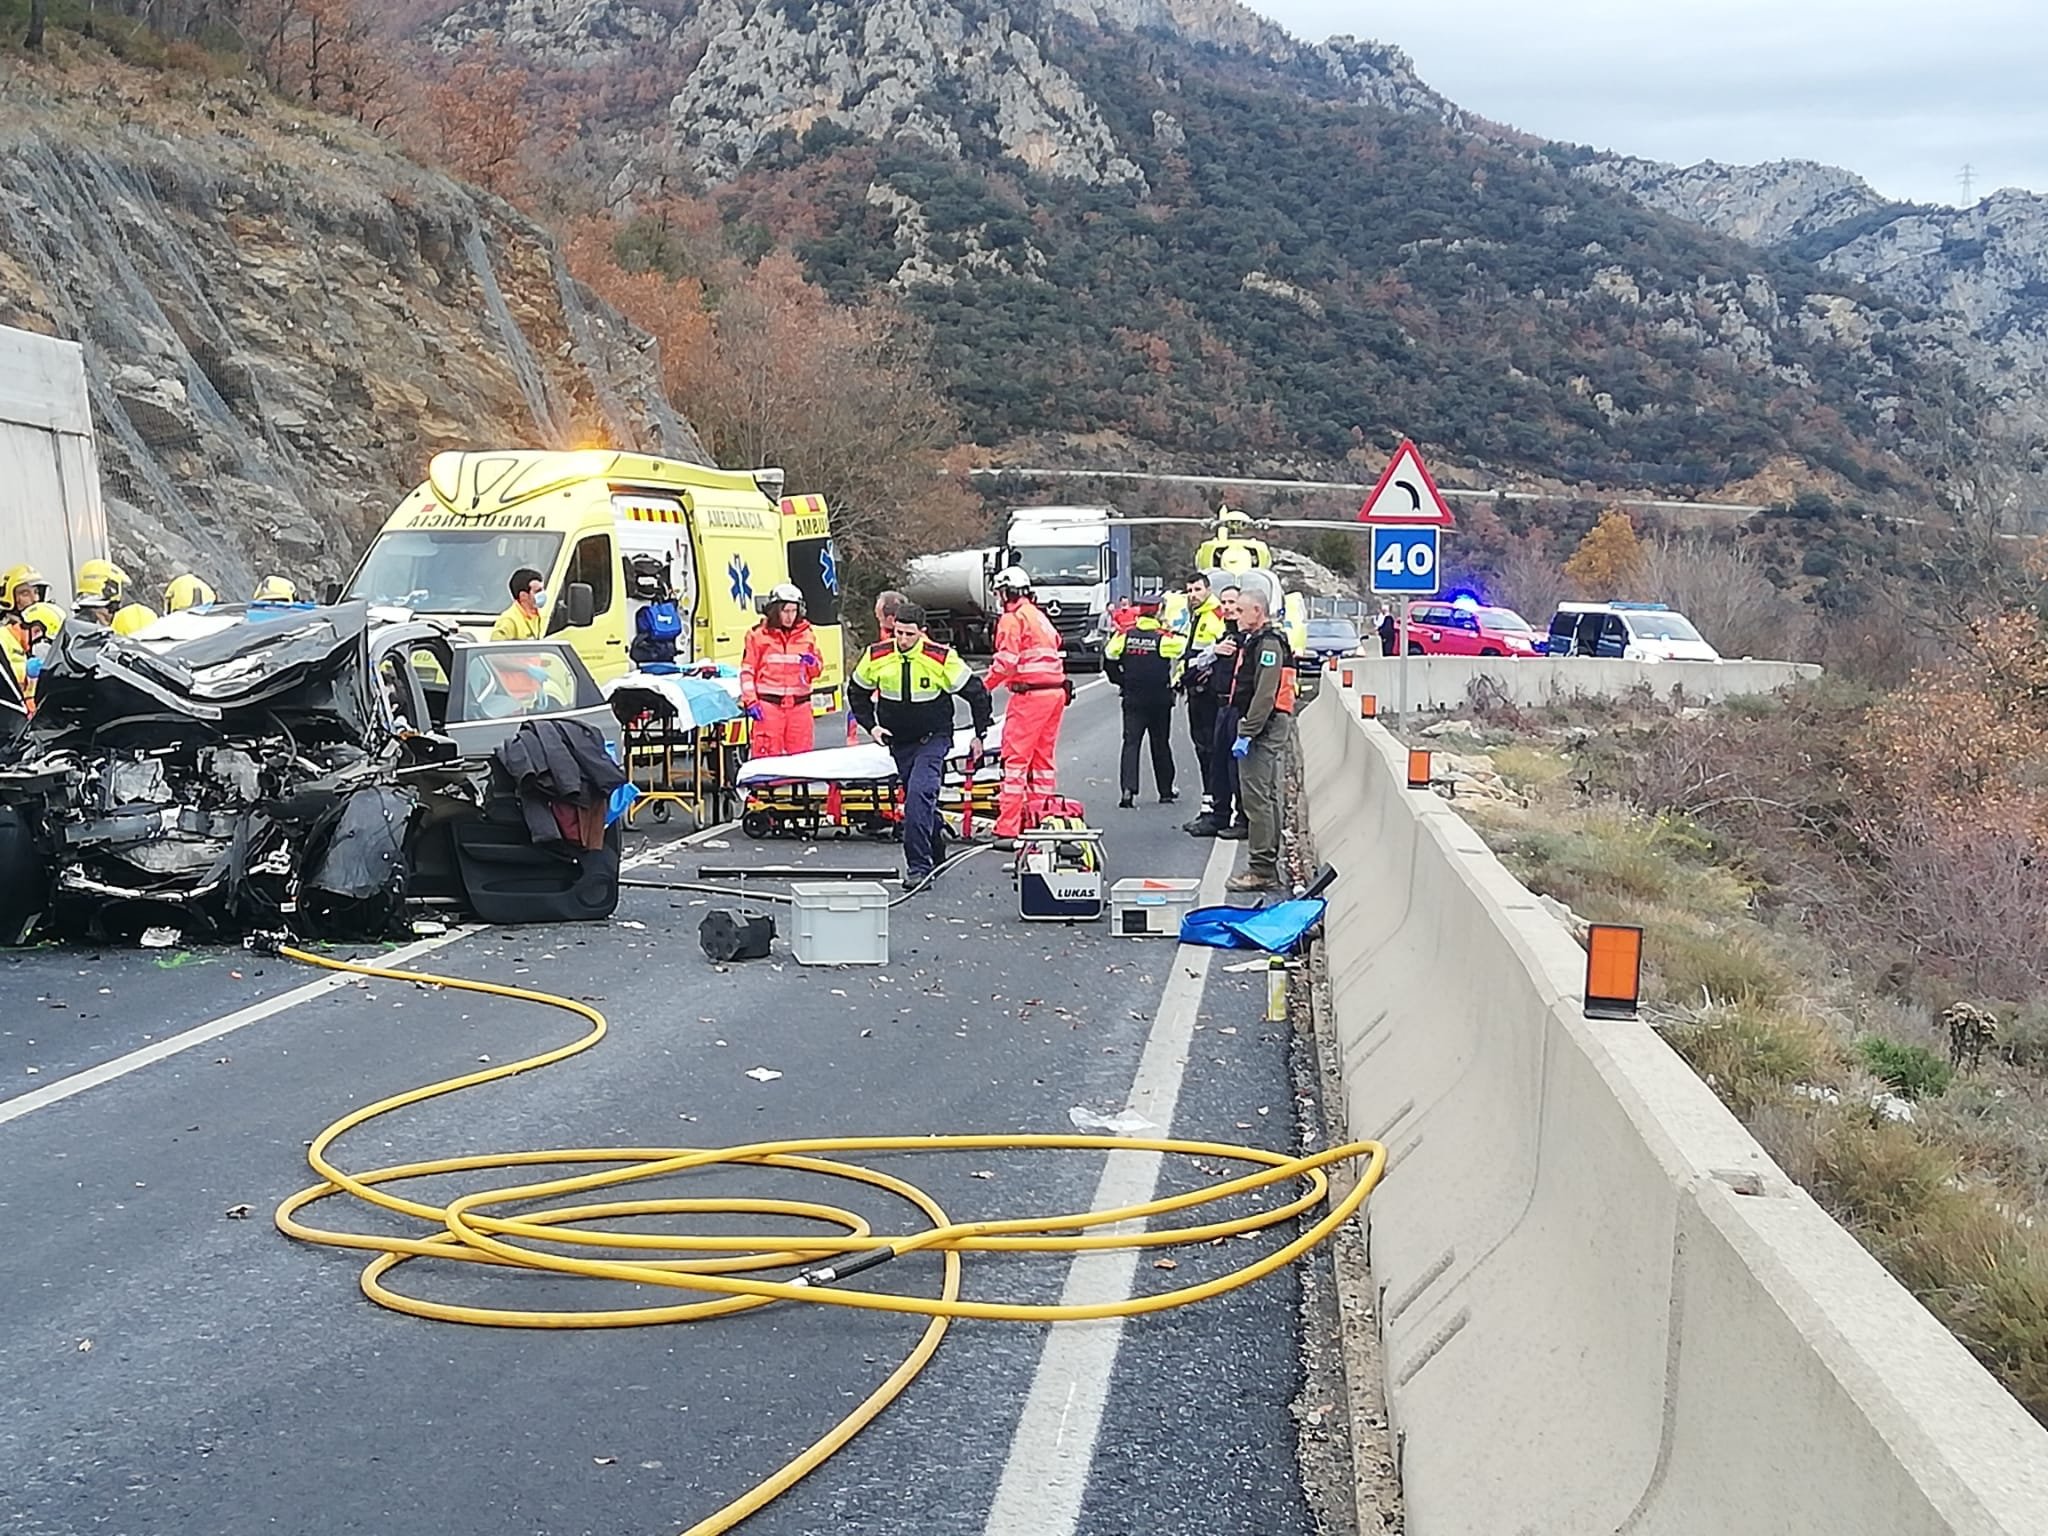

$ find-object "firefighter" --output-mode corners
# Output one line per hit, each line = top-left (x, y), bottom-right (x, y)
(3, 564), (50, 616)
(73, 587), (114, 627)
(1176, 571), (1229, 831)
(849, 603), (992, 890)
(1104, 593), (1184, 807)
(96, 555), (158, 635)
(983, 565), (1069, 848)
(491, 567), (548, 641)
(5, 600), (63, 715)
(1225, 585), (1298, 894)
(740, 581), (823, 758)
(163, 574), (217, 613)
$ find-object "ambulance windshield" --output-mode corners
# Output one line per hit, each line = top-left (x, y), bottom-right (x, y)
(346, 529), (566, 616)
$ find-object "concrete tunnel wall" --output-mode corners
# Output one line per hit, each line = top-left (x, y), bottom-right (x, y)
(1332, 654), (1822, 714)
(1297, 682), (2048, 1535)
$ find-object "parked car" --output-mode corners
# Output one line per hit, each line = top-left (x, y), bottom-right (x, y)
(1302, 616), (1365, 663)
(0, 602), (623, 941)
(1402, 600), (1542, 657)
(1543, 602), (1720, 662)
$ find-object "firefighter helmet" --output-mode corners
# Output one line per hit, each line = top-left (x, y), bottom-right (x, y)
(77, 558), (132, 603)
(164, 574), (217, 613)
(111, 604), (158, 637)
(252, 575), (299, 602)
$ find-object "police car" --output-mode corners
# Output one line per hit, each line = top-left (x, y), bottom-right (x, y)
(1543, 602), (1720, 662)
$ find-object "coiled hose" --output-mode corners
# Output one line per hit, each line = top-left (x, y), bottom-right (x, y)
(272, 941), (1386, 1536)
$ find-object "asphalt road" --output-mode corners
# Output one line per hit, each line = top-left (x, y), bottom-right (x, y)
(0, 681), (1335, 1536)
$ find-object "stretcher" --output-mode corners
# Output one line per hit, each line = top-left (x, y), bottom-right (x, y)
(606, 669), (745, 827)
(735, 722), (1005, 842)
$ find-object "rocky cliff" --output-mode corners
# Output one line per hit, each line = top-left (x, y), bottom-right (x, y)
(0, 60), (700, 599)
(1574, 155), (2048, 416)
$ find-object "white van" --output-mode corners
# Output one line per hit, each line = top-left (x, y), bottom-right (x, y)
(1544, 602), (1720, 662)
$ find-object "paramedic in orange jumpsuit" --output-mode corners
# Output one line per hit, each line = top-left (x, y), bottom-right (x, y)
(984, 565), (1070, 848)
(739, 581), (824, 758)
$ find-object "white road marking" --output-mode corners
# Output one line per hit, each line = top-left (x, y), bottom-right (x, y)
(981, 831), (1239, 1536)
(0, 819), (738, 1129)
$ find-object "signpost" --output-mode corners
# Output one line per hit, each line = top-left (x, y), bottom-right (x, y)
(1359, 439), (1457, 721)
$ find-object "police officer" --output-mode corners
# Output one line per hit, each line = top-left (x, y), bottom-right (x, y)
(849, 603), (993, 890)
(1225, 585), (1298, 894)
(1104, 594), (1185, 807)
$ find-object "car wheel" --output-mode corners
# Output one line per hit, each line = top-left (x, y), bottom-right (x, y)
(1407, 643), (1425, 655)
(1480, 648), (1502, 656)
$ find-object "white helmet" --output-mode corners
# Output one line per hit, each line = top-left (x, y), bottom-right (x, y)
(992, 565), (1033, 597)
(767, 582), (802, 604)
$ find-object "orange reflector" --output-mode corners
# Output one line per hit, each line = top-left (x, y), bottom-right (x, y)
(1585, 924), (1644, 1019)
(1341, 668), (1355, 689)
(1406, 748), (1430, 789)
(1360, 693), (1378, 719)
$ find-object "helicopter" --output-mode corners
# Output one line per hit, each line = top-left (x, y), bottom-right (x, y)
(1001, 500), (1393, 672)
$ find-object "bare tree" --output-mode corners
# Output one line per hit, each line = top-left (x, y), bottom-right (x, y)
(25, 0), (46, 48)
(1493, 531), (1568, 627)
(1637, 531), (1814, 661)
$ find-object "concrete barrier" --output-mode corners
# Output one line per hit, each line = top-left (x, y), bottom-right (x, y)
(1300, 685), (2048, 1535)
(1332, 654), (1820, 713)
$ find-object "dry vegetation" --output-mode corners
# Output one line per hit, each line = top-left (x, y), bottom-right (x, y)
(1409, 641), (2048, 1422)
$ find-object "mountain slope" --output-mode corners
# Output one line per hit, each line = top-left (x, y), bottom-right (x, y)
(1574, 155), (2048, 418)
(0, 57), (698, 595)
(449, 0), (1978, 501)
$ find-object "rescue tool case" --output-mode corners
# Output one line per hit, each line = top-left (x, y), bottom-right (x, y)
(1015, 824), (1105, 922)
(1109, 877), (1202, 937)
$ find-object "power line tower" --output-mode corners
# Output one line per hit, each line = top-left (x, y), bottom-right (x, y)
(1959, 163), (1976, 204)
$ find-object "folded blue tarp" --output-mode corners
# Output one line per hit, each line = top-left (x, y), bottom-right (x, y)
(1178, 898), (1326, 954)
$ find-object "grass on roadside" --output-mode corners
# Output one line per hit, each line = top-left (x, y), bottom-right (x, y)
(1438, 713), (2048, 1424)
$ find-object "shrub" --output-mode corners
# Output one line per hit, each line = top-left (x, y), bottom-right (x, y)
(1667, 1002), (1836, 1113)
(1857, 1036), (1954, 1100)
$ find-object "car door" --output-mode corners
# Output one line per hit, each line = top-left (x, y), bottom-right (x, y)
(443, 642), (621, 762)
(1595, 614), (1629, 658)
(1408, 604), (1446, 653)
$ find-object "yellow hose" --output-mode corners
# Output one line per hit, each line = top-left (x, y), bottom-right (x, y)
(273, 942), (1386, 1536)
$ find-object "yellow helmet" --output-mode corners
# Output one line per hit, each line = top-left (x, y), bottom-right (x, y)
(111, 604), (158, 637)
(252, 575), (298, 603)
(20, 601), (63, 639)
(4, 564), (49, 611)
(164, 574), (217, 612)
(76, 557), (132, 602)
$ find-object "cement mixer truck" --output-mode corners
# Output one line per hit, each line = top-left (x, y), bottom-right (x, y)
(902, 506), (1132, 665)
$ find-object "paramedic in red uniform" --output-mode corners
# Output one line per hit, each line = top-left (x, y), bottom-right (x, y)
(984, 565), (1070, 849)
(739, 582), (823, 758)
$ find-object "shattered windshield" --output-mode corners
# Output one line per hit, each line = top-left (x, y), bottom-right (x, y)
(347, 529), (565, 616)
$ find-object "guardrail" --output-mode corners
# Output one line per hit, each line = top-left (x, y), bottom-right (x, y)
(1299, 682), (2048, 1535)
(1331, 653), (1820, 713)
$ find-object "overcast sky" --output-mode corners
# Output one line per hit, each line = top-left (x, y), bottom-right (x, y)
(1252, 0), (2047, 206)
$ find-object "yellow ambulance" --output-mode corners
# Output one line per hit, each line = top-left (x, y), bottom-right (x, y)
(343, 450), (845, 707)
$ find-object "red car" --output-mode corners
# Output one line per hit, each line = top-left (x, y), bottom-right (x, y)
(1399, 598), (1541, 657)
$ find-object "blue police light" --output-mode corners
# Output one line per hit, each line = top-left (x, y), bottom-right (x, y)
(1448, 591), (1482, 611)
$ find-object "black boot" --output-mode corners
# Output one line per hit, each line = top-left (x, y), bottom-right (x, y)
(1184, 814), (1220, 837)
(1118, 793), (1136, 809)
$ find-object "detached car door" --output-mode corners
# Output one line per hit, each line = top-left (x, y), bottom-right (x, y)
(443, 642), (620, 762)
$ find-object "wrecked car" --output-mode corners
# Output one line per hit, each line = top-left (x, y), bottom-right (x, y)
(0, 602), (623, 943)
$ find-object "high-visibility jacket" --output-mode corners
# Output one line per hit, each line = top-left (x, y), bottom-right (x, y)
(739, 619), (822, 705)
(850, 638), (994, 745)
(490, 602), (545, 641)
(1104, 615), (1186, 694)
(1172, 595), (1225, 684)
(1, 622), (30, 711)
(985, 598), (1064, 692)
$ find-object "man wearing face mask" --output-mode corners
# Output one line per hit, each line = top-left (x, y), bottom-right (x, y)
(849, 603), (993, 889)
(491, 567), (549, 641)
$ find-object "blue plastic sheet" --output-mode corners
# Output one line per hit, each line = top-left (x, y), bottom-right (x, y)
(606, 781), (641, 826)
(1177, 898), (1326, 954)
